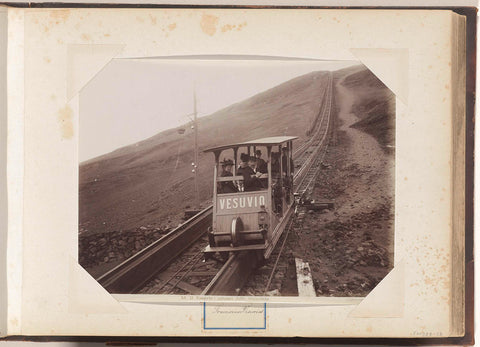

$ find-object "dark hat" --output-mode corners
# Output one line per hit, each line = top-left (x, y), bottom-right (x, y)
(255, 149), (262, 155)
(221, 159), (234, 166)
(240, 153), (249, 162)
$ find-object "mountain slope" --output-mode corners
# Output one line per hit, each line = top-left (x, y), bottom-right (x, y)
(79, 71), (331, 236)
(334, 66), (395, 150)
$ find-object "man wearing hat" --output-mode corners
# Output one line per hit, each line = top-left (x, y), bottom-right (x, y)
(255, 149), (268, 174)
(281, 147), (294, 204)
(281, 146), (295, 176)
(218, 159), (237, 193)
(237, 153), (262, 192)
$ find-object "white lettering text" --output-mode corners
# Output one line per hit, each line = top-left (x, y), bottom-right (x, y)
(218, 194), (267, 211)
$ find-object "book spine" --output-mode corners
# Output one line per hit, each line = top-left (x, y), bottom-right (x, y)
(0, 5), (7, 338)
(450, 12), (466, 337)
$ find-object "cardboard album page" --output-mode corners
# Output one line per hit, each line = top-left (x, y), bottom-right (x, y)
(6, 8), (465, 337)
(0, 6), (8, 338)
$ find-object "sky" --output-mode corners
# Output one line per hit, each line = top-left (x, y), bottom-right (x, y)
(79, 59), (359, 162)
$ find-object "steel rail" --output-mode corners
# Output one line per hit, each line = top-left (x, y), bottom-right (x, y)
(293, 83), (330, 157)
(295, 76), (333, 196)
(264, 218), (295, 294)
(96, 205), (212, 293)
(202, 73), (334, 296)
(97, 73), (333, 295)
(200, 251), (260, 296)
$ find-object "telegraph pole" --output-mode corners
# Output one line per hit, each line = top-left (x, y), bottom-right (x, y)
(193, 90), (200, 208)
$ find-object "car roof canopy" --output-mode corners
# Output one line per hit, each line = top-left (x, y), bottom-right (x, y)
(204, 136), (298, 154)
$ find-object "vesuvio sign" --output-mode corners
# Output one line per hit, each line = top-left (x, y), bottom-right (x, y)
(216, 192), (268, 215)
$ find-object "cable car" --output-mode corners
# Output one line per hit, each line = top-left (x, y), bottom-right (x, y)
(204, 136), (297, 260)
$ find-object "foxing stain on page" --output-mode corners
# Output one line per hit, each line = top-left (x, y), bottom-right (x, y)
(58, 105), (73, 139)
(200, 14), (219, 36)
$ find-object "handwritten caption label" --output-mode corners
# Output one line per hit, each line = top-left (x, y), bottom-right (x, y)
(203, 302), (266, 329)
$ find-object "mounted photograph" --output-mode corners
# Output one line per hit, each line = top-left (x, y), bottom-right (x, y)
(78, 58), (395, 298)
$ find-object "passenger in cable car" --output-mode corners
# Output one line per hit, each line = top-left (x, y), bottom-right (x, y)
(237, 153), (263, 192)
(271, 152), (281, 178)
(254, 150), (268, 189)
(248, 156), (257, 172)
(254, 149), (268, 174)
(249, 155), (268, 188)
(282, 146), (295, 175)
(218, 159), (237, 194)
(281, 147), (294, 204)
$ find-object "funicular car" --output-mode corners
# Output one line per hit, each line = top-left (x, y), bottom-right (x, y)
(203, 136), (297, 260)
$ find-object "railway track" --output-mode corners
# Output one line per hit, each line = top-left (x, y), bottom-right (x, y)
(295, 75), (333, 196)
(97, 206), (212, 293)
(202, 72), (333, 296)
(97, 72), (334, 295)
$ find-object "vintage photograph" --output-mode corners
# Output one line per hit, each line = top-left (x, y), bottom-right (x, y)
(78, 59), (395, 297)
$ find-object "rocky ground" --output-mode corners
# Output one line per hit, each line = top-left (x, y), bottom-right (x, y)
(292, 76), (395, 296)
(242, 72), (395, 297)
(81, 65), (396, 297)
(80, 203), (209, 278)
(80, 223), (173, 278)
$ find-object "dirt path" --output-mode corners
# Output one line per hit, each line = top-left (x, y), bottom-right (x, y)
(273, 75), (396, 297)
(334, 78), (394, 217)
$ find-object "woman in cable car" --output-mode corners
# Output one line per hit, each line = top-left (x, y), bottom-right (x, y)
(218, 159), (237, 194)
(204, 136), (297, 260)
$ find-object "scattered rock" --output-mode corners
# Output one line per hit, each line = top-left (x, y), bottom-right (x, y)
(266, 289), (280, 296)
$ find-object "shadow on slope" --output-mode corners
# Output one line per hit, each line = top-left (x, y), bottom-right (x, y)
(335, 65), (395, 152)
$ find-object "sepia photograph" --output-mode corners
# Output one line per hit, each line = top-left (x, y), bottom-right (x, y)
(78, 58), (395, 298)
